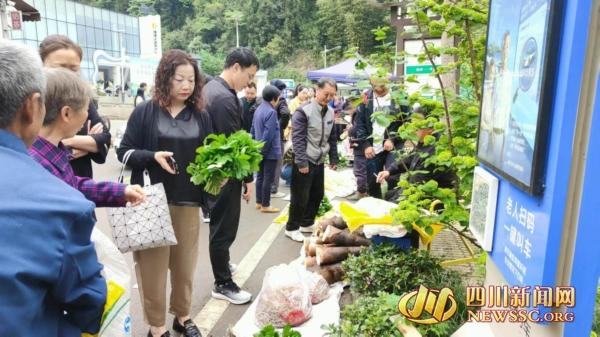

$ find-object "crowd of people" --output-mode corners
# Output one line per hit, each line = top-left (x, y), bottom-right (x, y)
(0, 32), (454, 337)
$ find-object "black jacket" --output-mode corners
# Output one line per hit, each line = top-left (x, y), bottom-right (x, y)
(352, 90), (409, 153)
(388, 142), (455, 188)
(241, 97), (257, 133)
(70, 102), (111, 178)
(116, 100), (213, 189)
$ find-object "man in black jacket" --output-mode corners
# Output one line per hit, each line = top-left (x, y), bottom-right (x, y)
(352, 77), (408, 199)
(203, 47), (259, 305)
(241, 82), (257, 133)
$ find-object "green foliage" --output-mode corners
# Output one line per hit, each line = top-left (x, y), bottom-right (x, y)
(354, 0), (488, 236)
(324, 292), (403, 337)
(340, 245), (468, 337)
(317, 196), (333, 218)
(593, 286), (600, 336)
(187, 131), (264, 195)
(126, 0), (155, 16)
(254, 325), (301, 337)
(196, 50), (225, 77)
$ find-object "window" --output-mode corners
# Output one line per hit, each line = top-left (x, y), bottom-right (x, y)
(57, 21), (68, 36)
(85, 5), (94, 25)
(32, 0), (46, 18)
(10, 28), (23, 39)
(56, 0), (66, 20)
(47, 19), (58, 36)
(35, 18), (46, 39)
(94, 28), (102, 49)
(133, 35), (140, 54)
(75, 3), (85, 25)
(77, 25), (86, 46)
(102, 9), (111, 30)
(104, 30), (112, 51)
(66, 1), (76, 23)
(67, 23), (77, 41)
(93, 8), (102, 28)
(45, 0), (57, 20)
(86, 26), (95, 47)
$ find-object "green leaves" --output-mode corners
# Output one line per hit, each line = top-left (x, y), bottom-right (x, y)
(187, 130), (264, 195)
(254, 325), (301, 337)
(330, 246), (469, 337)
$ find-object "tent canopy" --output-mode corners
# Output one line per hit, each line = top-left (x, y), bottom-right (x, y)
(306, 58), (376, 84)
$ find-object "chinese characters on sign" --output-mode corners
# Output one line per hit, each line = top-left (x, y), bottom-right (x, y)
(10, 12), (22, 30)
(502, 197), (536, 283)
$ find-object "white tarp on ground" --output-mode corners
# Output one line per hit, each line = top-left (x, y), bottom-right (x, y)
(231, 283), (344, 337)
(324, 167), (356, 199)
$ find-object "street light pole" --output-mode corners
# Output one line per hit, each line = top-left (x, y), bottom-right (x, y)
(0, 0), (9, 40)
(323, 45), (341, 68)
(235, 18), (239, 48)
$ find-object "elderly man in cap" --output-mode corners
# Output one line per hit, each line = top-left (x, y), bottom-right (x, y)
(350, 75), (409, 199)
(0, 40), (106, 337)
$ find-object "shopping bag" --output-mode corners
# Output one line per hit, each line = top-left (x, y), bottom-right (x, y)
(107, 149), (177, 253)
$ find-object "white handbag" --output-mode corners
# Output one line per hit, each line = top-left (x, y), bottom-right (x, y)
(107, 149), (178, 253)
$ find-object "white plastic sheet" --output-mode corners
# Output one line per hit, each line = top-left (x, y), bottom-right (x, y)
(232, 283), (344, 337)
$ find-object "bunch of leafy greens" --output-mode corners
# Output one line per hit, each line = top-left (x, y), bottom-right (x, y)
(317, 195), (333, 217)
(187, 130), (264, 195)
(340, 245), (469, 337)
(254, 325), (301, 337)
(324, 292), (403, 337)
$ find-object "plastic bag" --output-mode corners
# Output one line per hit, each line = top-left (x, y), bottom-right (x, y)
(83, 228), (132, 337)
(300, 269), (329, 304)
(255, 264), (312, 327)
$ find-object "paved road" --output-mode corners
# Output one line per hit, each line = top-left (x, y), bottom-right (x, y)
(92, 126), (301, 337)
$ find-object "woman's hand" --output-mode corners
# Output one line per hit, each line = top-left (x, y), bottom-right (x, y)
(125, 185), (145, 206)
(154, 151), (176, 174)
(376, 170), (390, 184)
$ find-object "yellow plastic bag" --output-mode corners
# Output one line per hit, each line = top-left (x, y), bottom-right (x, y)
(82, 280), (126, 337)
(339, 201), (393, 232)
(83, 228), (131, 337)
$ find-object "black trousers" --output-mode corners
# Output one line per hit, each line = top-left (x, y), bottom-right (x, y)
(286, 162), (324, 231)
(366, 151), (396, 198)
(208, 179), (242, 284)
(256, 159), (278, 207)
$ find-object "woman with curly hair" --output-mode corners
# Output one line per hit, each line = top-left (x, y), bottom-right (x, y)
(117, 50), (211, 337)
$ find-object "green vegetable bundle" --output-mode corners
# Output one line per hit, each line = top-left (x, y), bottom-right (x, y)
(187, 130), (264, 195)
(317, 196), (333, 217)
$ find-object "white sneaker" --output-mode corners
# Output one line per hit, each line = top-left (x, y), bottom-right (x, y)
(229, 262), (238, 275)
(212, 280), (252, 304)
(271, 192), (286, 198)
(285, 230), (305, 242)
(299, 224), (316, 233)
(283, 194), (291, 201)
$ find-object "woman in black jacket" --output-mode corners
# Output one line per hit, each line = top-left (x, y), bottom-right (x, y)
(117, 50), (211, 337)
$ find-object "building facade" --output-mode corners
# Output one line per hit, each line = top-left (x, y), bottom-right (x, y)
(9, 0), (160, 90)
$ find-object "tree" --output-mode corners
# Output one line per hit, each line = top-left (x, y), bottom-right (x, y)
(127, 0), (155, 16)
(356, 0), (488, 247)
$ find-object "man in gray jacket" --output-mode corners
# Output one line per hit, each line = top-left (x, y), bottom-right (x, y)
(285, 78), (339, 242)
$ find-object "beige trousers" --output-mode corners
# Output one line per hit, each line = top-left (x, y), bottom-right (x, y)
(133, 205), (201, 326)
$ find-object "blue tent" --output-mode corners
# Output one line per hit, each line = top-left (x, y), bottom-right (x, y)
(306, 58), (376, 84)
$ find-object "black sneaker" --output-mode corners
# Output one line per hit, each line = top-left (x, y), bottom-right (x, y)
(211, 280), (252, 304)
(173, 318), (202, 337)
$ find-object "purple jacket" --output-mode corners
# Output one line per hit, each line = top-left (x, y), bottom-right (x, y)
(29, 136), (127, 207)
(251, 101), (282, 160)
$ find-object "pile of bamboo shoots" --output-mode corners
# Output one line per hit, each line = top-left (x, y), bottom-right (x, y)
(303, 215), (371, 284)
